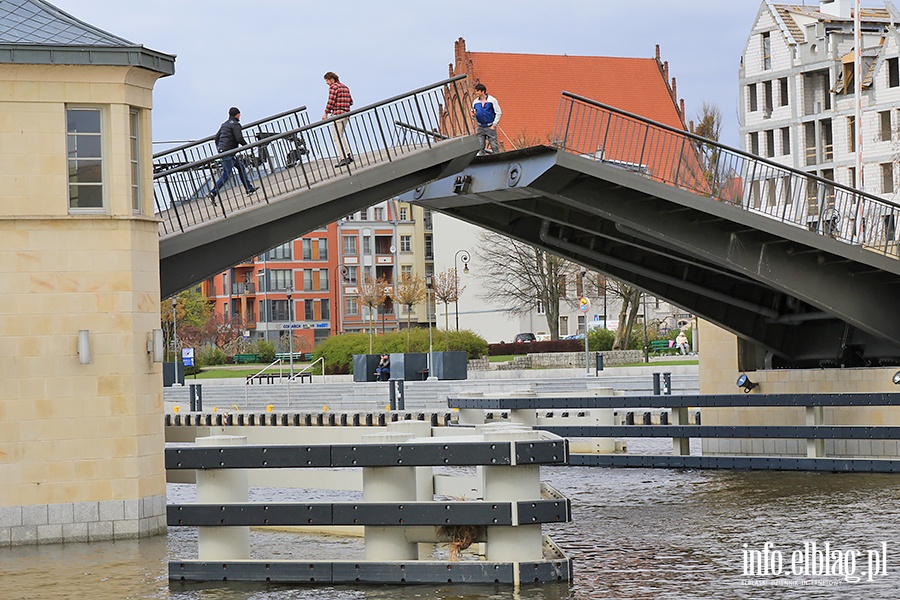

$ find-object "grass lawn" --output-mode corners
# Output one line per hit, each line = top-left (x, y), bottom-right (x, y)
(488, 355), (517, 362)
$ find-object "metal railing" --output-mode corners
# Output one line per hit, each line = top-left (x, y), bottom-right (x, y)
(552, 91), (900, 257)
(154, 75), (472, 236)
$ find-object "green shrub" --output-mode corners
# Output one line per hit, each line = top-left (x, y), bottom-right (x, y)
(313, 329), (488, 374)
(252, 339), (276, 363)
(587, 327), (616, 351)
(197, 344), (227, 366)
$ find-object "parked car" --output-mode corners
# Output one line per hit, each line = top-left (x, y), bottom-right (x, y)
(563, 333), (584, 340)
(514, 332), (536, 343)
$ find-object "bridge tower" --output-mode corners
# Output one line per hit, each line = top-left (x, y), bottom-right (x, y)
(0, 0), (175, 546)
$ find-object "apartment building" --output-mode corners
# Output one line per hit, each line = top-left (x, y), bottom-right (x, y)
(434, 39), (695, 342)
(740, 0), (900, 216)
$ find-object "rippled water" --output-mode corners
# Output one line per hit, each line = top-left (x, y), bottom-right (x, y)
(3, 444), (899, 599)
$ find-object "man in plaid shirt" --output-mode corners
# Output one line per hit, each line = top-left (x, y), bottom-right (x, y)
(322, 71), (354, 167)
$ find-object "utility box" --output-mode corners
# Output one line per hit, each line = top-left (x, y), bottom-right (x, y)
(352, 354), (381, 382)
(431, 351), (468, 380)
(390, 352), (429, 381)
(163, 361), (185, 387)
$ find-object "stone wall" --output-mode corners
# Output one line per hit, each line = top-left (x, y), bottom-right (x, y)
(469, 350), (642, 371)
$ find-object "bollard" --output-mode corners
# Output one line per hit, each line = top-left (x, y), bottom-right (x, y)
(595, 352), (604, 374)
(642, 411), (652, 425)
(695, 411), (701, 425)
(663, 372), (672, 396)
(625, 412), (635, 425)
(189, 383), (202, 411)
(660, 411), (669, 425)
(652, 372), (661, 395)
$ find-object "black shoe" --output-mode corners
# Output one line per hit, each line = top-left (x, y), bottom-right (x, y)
(208, 190), (217, 205)
(334, 158), (350, 168)
(346, 154), (354, 163)
(246, 187), (258, 195)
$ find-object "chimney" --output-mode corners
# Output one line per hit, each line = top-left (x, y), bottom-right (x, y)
(820, 0), (851, 18)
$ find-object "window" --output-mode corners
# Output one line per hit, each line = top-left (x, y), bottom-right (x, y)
(401, 265), (412, 277)
(342, 235), (357, 255)
(303, 270), (313, 291)
(849, 167), (857, 189)
(129, 109), (141, 213)
(889, 57), (899, 88)
(269, 269), (292, 291)
(804, 122), (816, 166)
(345, 265), (358, 284)
(762, 32), (771, 70)
(765, 130), (775, 157)
(748, 84), (758, 112)
(67, 107), (103, 210)
(319, 269), (329, 291)
(400, 235), (411, 252)
(763, 80), (773, 113)
(271, 299), (290, 321)
(362, 235), (371, 255)
(345, 297), (359, 316)
(318, 238), (328, 260)
(304, 300), (314, 321)
(779, 77), (789, 107)
(749, 132), (759, 155)
(399, 206), (408, 221)
(222, 272), (228, 294)
(536, 300), (545, 315)
(374, 207), (384, 221)
(223, 302), (229, 319)
(558, 275), (568, 299)
(848, 116), (856, 152)
(264, 243), (291, 260)
(781, 127), (791, 155)
(321, 299), (330, 320)
(880, 110), (892, 142)
(302, 239), (312, 260)
(882, 163), (894, 194)
(423, 208), (433, 229)
(424, 236), (433, 258)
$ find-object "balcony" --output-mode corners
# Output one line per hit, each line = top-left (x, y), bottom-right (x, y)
(231, 282), (257, 295)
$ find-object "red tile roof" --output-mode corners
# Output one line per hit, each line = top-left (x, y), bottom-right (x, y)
(452, 38), (687, 150)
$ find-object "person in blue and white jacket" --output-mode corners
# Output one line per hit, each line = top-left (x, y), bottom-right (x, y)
(472, 82), (502, 154)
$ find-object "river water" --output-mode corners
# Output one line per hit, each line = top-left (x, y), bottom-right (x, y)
(2, 444), (899, 599)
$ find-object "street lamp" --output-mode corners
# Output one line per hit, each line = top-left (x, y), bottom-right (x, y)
(425, 275), (434, 377)
(453, 249), (470, 331)
(171, 296), (177, 362)
(286, 285), (294, 377)
(642, 293), (649, 364)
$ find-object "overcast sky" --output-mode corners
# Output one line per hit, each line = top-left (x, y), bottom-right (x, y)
(54, 0), (885, 149)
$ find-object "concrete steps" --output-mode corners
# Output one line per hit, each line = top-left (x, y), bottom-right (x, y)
(165, 368), (700, 413)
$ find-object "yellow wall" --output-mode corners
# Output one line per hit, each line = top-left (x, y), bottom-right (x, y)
(0, 64), (165, 531)
(698, 320), (900, 456)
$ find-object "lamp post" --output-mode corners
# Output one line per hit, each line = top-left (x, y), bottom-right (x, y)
(171, 296), (177, 362)
(426, 275), (434, 377)
(642, 293), (649, 364)
(286, 286), (294, 378)
(453, 249), (470, 331)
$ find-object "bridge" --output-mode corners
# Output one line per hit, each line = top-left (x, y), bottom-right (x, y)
(154, 84), (900, 369)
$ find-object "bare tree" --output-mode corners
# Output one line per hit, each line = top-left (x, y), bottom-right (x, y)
(431, 268), (466, 347)
(610, 282), (642, 350)
(358, 274), (389, 353)
(474, 231), (573, 340)
(394, 273), (427, 350)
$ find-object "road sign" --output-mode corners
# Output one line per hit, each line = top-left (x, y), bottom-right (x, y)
(181, 347), (194, 367)
(579, 297), (590, 312)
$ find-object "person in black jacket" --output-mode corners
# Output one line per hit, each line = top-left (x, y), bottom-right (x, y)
(208, 107), (257, 203)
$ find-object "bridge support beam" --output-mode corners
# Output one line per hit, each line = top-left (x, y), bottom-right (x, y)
(197, 436), (250, 560)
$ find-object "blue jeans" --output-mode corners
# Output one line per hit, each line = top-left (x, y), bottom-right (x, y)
(212, 154), (253, 193)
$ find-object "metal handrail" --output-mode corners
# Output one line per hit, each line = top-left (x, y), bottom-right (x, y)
(289, 356), (325, 382)
(153, 75), (472, 237)
(552, 91), (900, 257)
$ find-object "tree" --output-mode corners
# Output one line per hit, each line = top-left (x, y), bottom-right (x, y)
(394, 273), (427, 350)
(431, 268), (466, 347)
(610, 283), (642, 351)
(692, 102), (731, 200)
(358, 274), (389, 353)
(473, 231), (574, 340)
(159, 288), (212, 360)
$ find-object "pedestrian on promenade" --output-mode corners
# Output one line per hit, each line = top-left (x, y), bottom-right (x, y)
(375, 353), (391, 381)
(472, 82), (502, 154)
(208, 107), (257, 204)
(322, 71), (354, 167)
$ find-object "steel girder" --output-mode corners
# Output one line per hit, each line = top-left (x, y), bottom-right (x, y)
(411, 148), (900, 367)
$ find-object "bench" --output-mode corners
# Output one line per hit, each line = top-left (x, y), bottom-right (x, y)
(275, 352), (311, 361)
(649, 340), (677, 356)
(233, 353), (259, 364)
